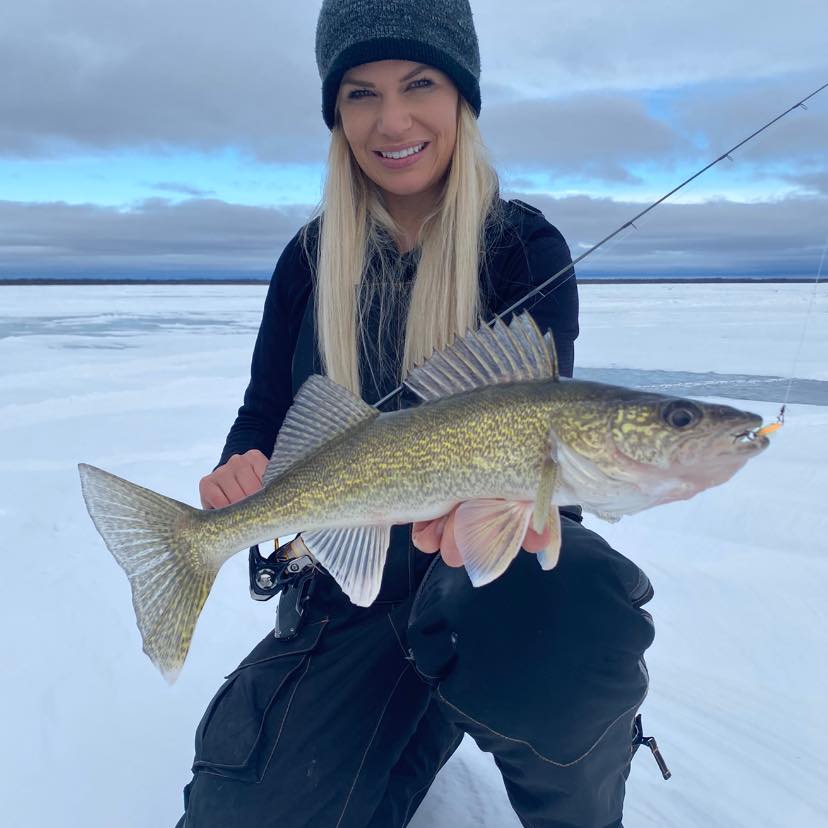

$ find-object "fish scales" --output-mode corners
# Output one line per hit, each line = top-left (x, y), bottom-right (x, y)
(217, 381), (557, 546)
(77, 312), (771, 680)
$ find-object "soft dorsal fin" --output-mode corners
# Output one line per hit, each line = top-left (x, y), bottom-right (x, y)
(403, 312), (559, 403)
(262, 375), (378, 486)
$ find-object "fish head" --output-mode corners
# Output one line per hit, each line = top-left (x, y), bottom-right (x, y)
(603, 394), (769, 502)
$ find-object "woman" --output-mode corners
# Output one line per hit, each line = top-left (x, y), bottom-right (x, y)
(178, 1), (656, 826)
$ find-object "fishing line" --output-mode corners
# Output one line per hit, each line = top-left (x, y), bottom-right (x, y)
(780, 230), (828, 408)
(499, 81), (828, 322)
(372, 80), (828, 410)
(750, 233), (827, 441)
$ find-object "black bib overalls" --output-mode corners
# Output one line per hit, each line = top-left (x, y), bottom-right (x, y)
(176, 202), (657, 827)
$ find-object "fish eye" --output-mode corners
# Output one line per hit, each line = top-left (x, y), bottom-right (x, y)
(661, 400), (702, 429)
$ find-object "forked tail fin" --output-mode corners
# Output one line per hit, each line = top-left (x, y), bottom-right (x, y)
(78, 463), (219, 682)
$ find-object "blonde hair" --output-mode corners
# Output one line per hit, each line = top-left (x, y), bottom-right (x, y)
(301, 97), (503, 398)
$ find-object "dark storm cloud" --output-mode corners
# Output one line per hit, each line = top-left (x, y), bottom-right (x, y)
(0, 0), (328, 162)
(0, 198), (314, 276)
(670, 75), (828, 167)
(3, 1), (826, 177)
(1, 193), (825, 278)
(516, 192), (828, 276)
(472, 0), (827, 97)
(480, 94), (687, 181)
(785, 170), (828, 196)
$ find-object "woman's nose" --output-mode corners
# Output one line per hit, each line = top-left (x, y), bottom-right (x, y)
(377, 95), (413, 135)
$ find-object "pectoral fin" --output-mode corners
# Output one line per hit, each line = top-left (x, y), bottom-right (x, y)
(301, 524), (391, 607)
(536, 508), (563, 570)
(532, 457), (557, 534)
(452, 499), (533, 587)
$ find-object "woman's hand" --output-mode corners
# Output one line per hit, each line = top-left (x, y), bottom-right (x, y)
(199, 449), (269, 509)
(411, 503), (551, 567)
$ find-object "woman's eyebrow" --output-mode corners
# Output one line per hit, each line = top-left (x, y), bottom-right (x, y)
(342, 64), (430, 87)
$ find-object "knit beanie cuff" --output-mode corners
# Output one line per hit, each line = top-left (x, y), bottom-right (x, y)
(322, 38), (481, 130)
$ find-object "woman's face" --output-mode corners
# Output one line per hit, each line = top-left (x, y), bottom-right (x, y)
(337, 60), (460, 205)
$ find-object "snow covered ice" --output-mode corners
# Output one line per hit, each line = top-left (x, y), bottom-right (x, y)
(1, 283), (826, 827)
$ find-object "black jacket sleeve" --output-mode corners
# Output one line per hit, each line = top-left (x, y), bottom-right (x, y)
(494, 207), (579, 377)
(215, 232), (314, 469)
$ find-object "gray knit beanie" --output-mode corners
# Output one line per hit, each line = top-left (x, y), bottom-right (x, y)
(315, 0), (481, 131)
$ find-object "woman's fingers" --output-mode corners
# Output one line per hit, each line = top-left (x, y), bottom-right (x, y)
(411, 516), (447, 554)
(199, 478), (230, 510)
(411, 508), (464, 567)
(235, 464), (265, 498)
(438, 508), (464, 567)
(411, 500), (555, 575)
(247, 449), (270, 479)
(199, 450), (269, 510)
(411, 503), (552, 567)
(212, 474), (247, 508)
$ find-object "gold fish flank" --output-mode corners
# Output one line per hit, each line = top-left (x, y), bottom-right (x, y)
(182, 382), (554, 565)
(78, 313), (770, 680)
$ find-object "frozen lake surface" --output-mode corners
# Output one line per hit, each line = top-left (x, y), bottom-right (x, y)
(1, 283), (826, 828)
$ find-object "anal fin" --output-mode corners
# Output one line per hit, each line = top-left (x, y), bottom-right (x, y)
(301, 524), (391, 607)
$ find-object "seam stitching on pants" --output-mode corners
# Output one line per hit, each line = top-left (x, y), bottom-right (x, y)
(193, 655), (319, 785)
(261, 653), (316, 777)
(400, 729), (465, 826)
(387, 613), (409, 659)
(335, 664), (411, 828)
(435, 683), (649, 768)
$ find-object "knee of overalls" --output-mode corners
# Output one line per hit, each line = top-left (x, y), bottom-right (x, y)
(407, 516), (655, 764)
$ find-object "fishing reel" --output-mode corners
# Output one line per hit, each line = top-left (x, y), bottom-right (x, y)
(248, 537), (317, 640)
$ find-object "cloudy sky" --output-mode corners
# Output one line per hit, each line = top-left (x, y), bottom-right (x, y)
(2, 0), (827, 278)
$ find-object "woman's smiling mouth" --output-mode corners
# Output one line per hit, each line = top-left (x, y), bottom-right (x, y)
(373, 142), (430, 168)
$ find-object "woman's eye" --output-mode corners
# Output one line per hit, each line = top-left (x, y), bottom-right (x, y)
(347, 78), (433, 100)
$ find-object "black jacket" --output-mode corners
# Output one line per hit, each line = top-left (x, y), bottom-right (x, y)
(217, 197), (579, 470)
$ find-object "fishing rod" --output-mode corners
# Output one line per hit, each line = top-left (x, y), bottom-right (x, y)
(374, 80), (828, 411)
(249, 81), (826, 618)
(241, 79), (821, 727)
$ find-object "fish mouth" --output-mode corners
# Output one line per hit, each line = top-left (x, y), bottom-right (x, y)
(716, 410), (773, 453)
(734, 431), (770, 450)
(732, 421), (770, 451)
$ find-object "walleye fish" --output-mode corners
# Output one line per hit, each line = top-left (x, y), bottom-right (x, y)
(78, 313), (770, 681)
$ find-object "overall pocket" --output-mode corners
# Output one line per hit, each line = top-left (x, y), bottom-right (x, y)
(192, 617), (328, 784)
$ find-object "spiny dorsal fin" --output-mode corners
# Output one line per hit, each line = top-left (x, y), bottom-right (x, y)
(262, 375), (378, 486)
(404, 312), (559, 403)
